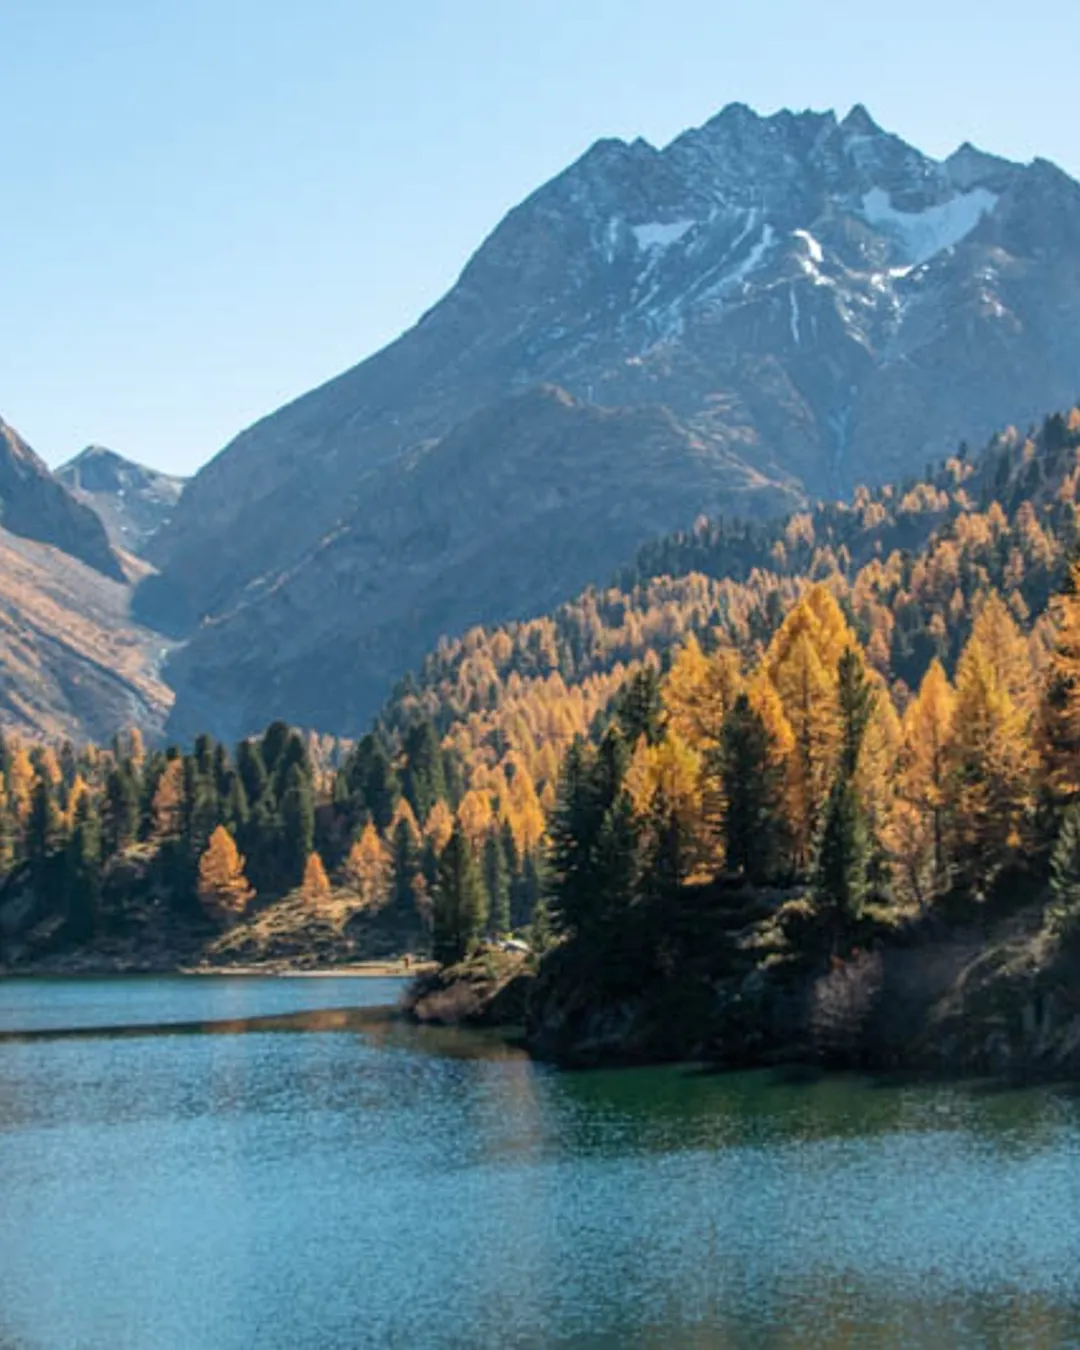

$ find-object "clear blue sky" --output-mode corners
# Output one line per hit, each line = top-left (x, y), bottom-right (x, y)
(3, 0), (1078, 477)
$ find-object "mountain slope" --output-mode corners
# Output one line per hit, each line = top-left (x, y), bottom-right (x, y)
(0, 418), (124, 581)
(371, 406), (1080, 818)
(163, 385), (797, 738)
(146, 103), (1080, 736)
(0, 524), (173, 742)
(57, 446), (186, 555)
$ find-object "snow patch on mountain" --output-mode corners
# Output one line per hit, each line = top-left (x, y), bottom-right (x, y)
(793, 229), (824, 263)
(860, 187), (998, 265)
(789, 286), (801, 344)
(633, 219), (695, 251)
(723, 223), (776, 290)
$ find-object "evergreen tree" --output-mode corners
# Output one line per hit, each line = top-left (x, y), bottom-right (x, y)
(813, 777), (871, 936)
(403, 721), (447, 823)
(547, 739), (596, 936)
(64, 793), (102, 941)
(836, 648), (876, 779)
(26, 778), (60, 880)
(483, 831), (511, 934)
(385, 799), (422, 921)
(280, 762), (315, 889)
(237, 738), (270, 810)
(1049, 804), (1080, 948)
(103, 764), (140, 857)
(614, 665), (665, 747)
(811, 649), (876, 936)
(344, 733), (400, 831)
(433, 823), (487, 965)
(260, 721), (292, 780)
(718, 693), (781, 883)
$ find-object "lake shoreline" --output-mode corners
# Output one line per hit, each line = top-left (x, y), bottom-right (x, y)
(1, 958), (433, 980)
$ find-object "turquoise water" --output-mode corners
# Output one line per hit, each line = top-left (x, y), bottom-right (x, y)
(2, 978), (1080, 1348)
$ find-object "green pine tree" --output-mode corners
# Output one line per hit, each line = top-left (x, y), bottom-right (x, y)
(403, 721), (447, 824)
(813, 777), (871, 938)
(718, 693), (782, 884)
(280, 762), (315, 889)
(433, 823), (487, 965)
(483, 831), (511, 935)
(1049, 804), (1080, 948)
(64, 794), (102, 942)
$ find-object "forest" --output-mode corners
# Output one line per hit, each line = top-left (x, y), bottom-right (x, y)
(4, 408), (1080, 990)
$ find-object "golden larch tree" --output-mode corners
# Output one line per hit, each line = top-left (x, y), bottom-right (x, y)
(625, 729), (711, 879)
(456, 788), (494, 849)
(947, 618), (1035, 892)
(663, 636), (742, 751)
(767, 627), (837, 869)
(197, 826), (253, 924)
(423, 800), (455, 858)
(6, 746), (35, 830)
(151, 759), (185, 842)
(301, 851), (331, 901)
(854, 671), (902, 864)
(1039, 560), (1080, 803)
(889, 659), (956, 907)
(342, 822), (391, 908)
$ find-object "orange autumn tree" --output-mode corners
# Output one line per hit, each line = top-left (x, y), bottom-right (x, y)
(947, 594), (1037, 893)
(889, 659), (956, 907)
(763, 586), (855, 869)
(342, 822), (390, 907)
(151, 758), (185, 842)
(301, 851), (331, 901)
(197, 826), (254, 923)
(1040, 558), (1080, 804)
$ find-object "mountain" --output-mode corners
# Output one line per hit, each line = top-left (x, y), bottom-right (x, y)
(143, 104), (1080, 737)
(0, 418), (124, 581)
(57, 446), (186, 556)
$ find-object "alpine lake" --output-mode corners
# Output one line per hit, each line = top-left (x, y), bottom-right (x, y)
(2, 976), (1080, 1348)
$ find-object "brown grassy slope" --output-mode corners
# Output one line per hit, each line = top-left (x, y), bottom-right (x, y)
(0, 526), (173, 742)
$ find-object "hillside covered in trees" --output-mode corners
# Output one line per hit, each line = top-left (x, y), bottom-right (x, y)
(6, 408), (1080, 1080)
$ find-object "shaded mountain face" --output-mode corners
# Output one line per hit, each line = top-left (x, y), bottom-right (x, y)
(162, 385), (797, 738)
(57, 446), (186, 556)
(147, 103), (1080, 739)
(0, 419), (124, 581)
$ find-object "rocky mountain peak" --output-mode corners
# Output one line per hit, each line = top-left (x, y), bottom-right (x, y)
(57, 445), (186, 556)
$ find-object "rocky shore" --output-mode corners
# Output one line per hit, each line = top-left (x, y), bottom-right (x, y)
(405, 898), (1080, 1083)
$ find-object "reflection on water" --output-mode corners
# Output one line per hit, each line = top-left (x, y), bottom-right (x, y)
(1, 978), (1080, 1349)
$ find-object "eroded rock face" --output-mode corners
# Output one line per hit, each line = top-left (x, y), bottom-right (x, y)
(0, 419), (123, 581)
(145, 103), (1080, 737)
